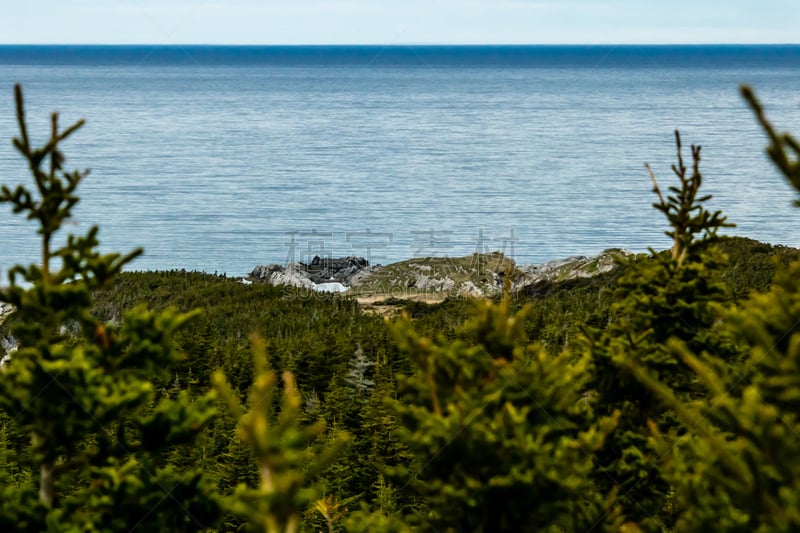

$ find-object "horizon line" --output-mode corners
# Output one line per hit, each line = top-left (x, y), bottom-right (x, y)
(2, 42), (799, 47)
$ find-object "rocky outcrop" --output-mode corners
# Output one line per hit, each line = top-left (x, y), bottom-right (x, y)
(249, 264), (316, 290)
(249, 249), (632, 299)
(0, 336), (16, 367)
(305, 256), (370, 285)
(0, 302), (13, 322)
(0, 303), (16, 368)
(249, 256), (374, 290)
(516, 248), (633, 297)
(348, 252), (520, 299)
(518, 248), (632, 285)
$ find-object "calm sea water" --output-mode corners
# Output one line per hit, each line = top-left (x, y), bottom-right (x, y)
(1, 45), (800, 277)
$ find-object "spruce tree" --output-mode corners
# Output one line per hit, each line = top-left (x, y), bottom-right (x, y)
(626, 86), (800, 531)
(385, 297), (620, 532)
(212, 333), (349, 533)
(582, 131), (733, 529)
(0, 84), (220, 531)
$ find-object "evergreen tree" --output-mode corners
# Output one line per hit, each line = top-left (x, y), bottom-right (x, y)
(582, 131), (734, 529)
(385, 297), (620, 532)
(212, 333), (349, 533)
(0, 84), (220, 531)
(625, 86), (800, 531)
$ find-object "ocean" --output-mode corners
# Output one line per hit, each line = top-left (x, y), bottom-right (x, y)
(1, 45), (799, 277)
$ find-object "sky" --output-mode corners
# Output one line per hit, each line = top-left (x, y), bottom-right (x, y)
(0, 0), (798, 45)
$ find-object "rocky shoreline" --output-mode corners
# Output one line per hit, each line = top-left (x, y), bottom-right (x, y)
(248, 248), (633, 299)
(249, 255), (372, 292)
(3, 236), (797, 361)
(1, 250), (632, 362)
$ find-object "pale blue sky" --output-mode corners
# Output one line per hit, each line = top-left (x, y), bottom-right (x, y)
(1, 1), (798, 45)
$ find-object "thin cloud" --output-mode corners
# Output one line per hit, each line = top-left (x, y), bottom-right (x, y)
(0, 0), (797, 44)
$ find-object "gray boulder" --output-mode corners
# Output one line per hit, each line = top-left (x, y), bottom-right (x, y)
(0, 302), (13, 322)
(0, 335), (16, 367)
(249, 263), (315, 290)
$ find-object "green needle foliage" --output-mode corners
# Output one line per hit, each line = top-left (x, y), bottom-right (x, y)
(212, 334), (350, 533)
(386, 297), (620, 532)
(627, 261), (800, 531)
(623, 88), (800, 532)
(646, 131), (732, 265)
(627, 264), (800, 531)
(0, 84), (220, 531)
(583, 131), (734, 530)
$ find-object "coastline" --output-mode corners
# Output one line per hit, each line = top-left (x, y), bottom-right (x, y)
(3, 236), (799, 302)
(246, 248), (634, 300)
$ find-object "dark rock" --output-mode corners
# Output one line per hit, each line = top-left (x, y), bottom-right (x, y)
(306, 256), (370, 284)
(249, 256), (371, 288)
